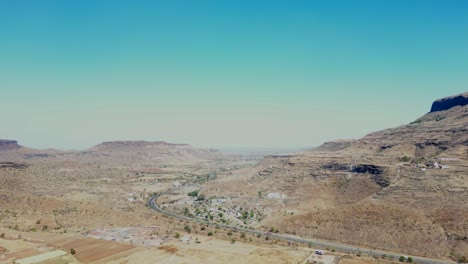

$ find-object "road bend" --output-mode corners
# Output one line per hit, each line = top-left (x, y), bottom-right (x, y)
(148, 195), (454, 264)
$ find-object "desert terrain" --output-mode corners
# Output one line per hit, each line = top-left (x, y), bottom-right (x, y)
(0, 93), (467, 264)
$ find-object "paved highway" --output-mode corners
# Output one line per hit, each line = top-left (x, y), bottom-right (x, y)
(148, 195), (454, 264)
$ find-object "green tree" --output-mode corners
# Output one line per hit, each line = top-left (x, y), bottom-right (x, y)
(407, 257), (413, 263)
(399, 256), (405, 262)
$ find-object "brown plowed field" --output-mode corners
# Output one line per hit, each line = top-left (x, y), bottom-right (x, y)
(49, 237), (135, 263)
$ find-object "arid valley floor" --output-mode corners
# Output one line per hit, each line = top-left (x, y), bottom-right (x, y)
(1, 93), (467, 264)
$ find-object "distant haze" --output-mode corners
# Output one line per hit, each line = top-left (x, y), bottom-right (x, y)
(1, 1), (467, 150)
(218, 147), (308, 155)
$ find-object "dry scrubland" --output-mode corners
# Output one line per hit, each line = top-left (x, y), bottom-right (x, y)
(179, 94), (468, 261)
(0, 93), (467, 263)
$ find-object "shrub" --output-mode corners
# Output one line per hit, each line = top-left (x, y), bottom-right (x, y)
(207, 231), (213, 236)
(407, 257), (413, 263)
(459, 256), (467, 263)
(240, 232), (245, 239)
(400, 156), (411, 162)
(399, 256), (405, 262)
(188, 190), (199, 197)
(175, 233), (180, 239)
(70, 248), (76, 255)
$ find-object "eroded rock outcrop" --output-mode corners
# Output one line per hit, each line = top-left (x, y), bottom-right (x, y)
(0, 140), (21, 151)
(430, 92), (468, 112)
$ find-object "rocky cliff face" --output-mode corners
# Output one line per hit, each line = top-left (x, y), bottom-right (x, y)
(0, 140), (21, 151)
(430, 92), (468, 112)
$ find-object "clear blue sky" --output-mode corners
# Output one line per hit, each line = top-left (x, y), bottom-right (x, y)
(1, 0), (467, 150)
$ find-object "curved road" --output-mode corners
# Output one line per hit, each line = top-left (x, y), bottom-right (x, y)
(148, 195), (454, 264)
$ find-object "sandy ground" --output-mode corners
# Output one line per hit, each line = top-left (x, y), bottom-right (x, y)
(338, 258), (374, 264)
(102, 236), (310, 264)
(303, 250), (336, 264)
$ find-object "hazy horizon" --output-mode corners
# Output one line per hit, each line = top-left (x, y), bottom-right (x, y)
(1, 1), (467, 150)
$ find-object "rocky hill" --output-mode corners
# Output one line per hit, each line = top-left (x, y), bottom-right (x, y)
(210, 92), (467, 259)
(0, 140), (21, 151)
(90, 140), (190, 151)
(81, 140), (226, 166)
(317, 92), (468, 158)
